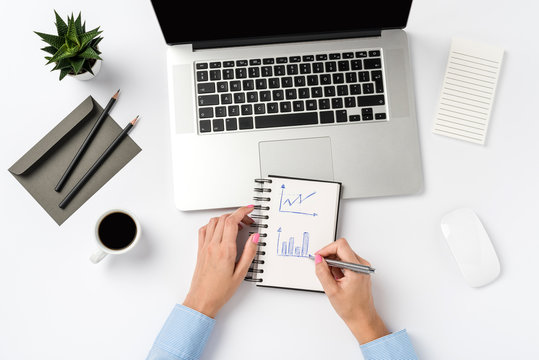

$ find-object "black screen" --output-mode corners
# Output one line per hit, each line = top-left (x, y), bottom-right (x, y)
(150, 1), (413, 46)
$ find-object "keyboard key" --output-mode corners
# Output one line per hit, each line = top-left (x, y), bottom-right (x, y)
(254, 103), (266, 114)
(336, 110), (348, 122)
(221, 93), (232, 104)
(324, 86), (336, 97)
(311, 87), (323, 98)
(241, 104), (253, 115)
(213, 118), (224, 131)
(346, 72), (357, 83)
(196, 63), (208, 69)
(247, 92), (258, 102)
(337, 85), (348, 96)
(350, 84), (362, 95)
(236, 68), (247, 78)
(198, 95), (219, 106)
(260, 91), (271, 101)
(302, 55), (314, 61)
(375, 113), (387, 120)
(294, 76), (306, 87)
(333, 73), (344, 84)
(325, 61), (337, 72)
(356, 51), (367, 57)
(372, 70), (384, 93)
(363, 113), (373, 120)
(343, 52), (354, 59)
(287, 64), (299, 75)
(217, 82), (228, 92)
(250, 59), (261, 65)
(300, 63), (311, 74)
(358, 71), (370, 82)
(236, 60), (248, 66)
(289, 56), (301, 62)
(249, 67), (260, 78)
(306, 100), (317, 110)
(364, 58), (381, 69)
(255, 112), (318, 129)
(267, 103), (278, 113)
(243, 79), (254, 90)
(215, 106), (226, 117)
(362, 83), (374, 94)
(307, 75), (319, 86)
(368, 50), (381, 57)
(316, 54), (328, 61)
(329, 53), (341, 59)
(280, 101), (292, 112)
(230, 81), (241, 91)
(234, 93), (245, 103)
(223, 69), (234, 79)
(263, 58), (275, 64)
(197, 71), (208, 82)
(362, 108), (373, 120)
(261, 66), (273, 77)
(223, 61), (234, 67)
(345, 97), (356, 108)
(210, 70), (221, 80)
(286, 89), (297, 100)
(274, 65), (286, 76)
(298, 88), (310, 99)
(199, 120), (211, 132)
(281, 77), (293, 87)
(228, 105), (239, 116)
(272, 90), (284, 101)
(198, 108), (213, 119)
(276, 57), (288, 63)
(318, 99), (331, 109)
(350, 115), (361, 121)
(351, 60), (362, 70)
(197, 83), (215, 94)
(293, 100), (304, 112)
(357, 95), (385, 106)
(338, 60), (350, 71)
(320, 74), (331, 85)
(320, 111), (335, 123)
(269, 78), (280, 88)
(226, 118), (237, 130)
(239, 117), (254, 129)
(332, 98), (343, 109)
(313, 62), (324, 73)
(256, 79), (267, 89)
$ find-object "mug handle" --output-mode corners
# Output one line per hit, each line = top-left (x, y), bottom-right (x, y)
(90, 249), (107, 264)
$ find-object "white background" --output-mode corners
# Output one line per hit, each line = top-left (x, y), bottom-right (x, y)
(1, 0), (539, 359)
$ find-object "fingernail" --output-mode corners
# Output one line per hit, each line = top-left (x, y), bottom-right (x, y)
(252, 233), (260, 244)
(315, 254), (322, 264)
(247, 204), (254, 208)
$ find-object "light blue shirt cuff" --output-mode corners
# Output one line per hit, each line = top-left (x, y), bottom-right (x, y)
(360, 329), (418, 360)
(147, 304), (216, 360)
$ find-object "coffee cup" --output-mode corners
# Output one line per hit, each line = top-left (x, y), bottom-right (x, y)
(90, 209), (140, 264)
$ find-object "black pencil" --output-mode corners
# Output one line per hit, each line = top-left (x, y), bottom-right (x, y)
(55, 89), (120, 192)
(58, 116), (139, 209)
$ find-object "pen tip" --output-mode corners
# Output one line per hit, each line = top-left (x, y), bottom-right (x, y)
(131, 115), (139, 125)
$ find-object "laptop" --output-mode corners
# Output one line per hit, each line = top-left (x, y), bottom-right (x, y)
(150, 0), (423, 211)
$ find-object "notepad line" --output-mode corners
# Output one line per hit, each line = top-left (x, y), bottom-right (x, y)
(448, 62), (498, 74)
(441, 97), (490, 110)
(434, 128), (484, 141)
(446, 77), (494, 90)
(449, 56), (499, 70)
(436, 117), (485, 131)
(435, 122), (484, 136)
(447, 66), (497, 79)
(442, 92), (490, 105)
(440, 102), (488, 115)
(447, 71), (496, 85)
(443, 86), (492, 100)
(437, 112), (486, 125)
(452, 50), (500, 64)
(439, 108), (487, 121)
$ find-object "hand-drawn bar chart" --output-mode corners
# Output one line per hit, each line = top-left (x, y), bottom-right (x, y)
(276, 227), (310, 258)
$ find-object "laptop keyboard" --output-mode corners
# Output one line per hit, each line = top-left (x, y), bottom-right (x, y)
(194, 49), (388, 134)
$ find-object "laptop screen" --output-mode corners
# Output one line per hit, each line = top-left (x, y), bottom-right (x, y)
(151, 1), (413, 46)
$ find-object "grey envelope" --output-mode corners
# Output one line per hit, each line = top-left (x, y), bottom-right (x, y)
(8, 96), (141, 225)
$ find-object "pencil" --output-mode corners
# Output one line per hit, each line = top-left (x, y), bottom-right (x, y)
(58, 115), (139, 209)
(55, 89), (120, 192)
(308, 255), (375, 275)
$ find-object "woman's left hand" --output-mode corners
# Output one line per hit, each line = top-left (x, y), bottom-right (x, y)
(183, 206), (260, 318)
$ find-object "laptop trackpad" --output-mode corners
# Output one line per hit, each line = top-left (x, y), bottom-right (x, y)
(259, 137), (334, 181)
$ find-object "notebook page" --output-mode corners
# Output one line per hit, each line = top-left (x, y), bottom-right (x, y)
(433, 38), (504, 145)
(259, 177), (341, 291)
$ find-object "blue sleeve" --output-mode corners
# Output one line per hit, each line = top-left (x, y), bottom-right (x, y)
(146, 304), (216, 360)
(360, 329), (418, 360)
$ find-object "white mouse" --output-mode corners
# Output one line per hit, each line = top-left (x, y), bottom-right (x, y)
(440, 208), (500, 287)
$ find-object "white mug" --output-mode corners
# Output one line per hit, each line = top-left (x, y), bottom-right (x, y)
(90, 209), (141, 264)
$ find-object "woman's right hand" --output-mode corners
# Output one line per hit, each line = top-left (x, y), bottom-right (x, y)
(314, 238), (390, 344)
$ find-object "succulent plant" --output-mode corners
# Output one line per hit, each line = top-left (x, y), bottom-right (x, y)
(35, 11), (103, 80)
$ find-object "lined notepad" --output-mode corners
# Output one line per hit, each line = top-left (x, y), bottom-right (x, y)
(433, 38), (504, 145)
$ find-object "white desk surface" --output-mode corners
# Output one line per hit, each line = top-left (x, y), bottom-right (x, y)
(1, 0), (538, 358)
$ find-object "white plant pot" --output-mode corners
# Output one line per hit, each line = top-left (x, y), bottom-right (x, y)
(70, 59), (102, 80)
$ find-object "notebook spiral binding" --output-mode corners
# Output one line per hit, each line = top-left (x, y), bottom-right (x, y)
(244, 178), (272, 283)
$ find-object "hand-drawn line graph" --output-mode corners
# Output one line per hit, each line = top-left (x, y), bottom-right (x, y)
(278, 184), (318, 216)
(276, 227), (311, 258)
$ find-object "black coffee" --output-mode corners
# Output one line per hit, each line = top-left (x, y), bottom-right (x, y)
(98, 212), (137, 250)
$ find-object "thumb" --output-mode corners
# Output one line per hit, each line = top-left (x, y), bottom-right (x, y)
(314, 254), (339, 296)
(234, 233), (260, 279)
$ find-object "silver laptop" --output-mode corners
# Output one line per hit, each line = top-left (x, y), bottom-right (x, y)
(150, 0), (423, 211)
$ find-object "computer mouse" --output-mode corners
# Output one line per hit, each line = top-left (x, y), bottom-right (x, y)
(440, 208), (500, 287)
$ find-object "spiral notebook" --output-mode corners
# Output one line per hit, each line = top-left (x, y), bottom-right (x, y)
(246, 175), (342, 292)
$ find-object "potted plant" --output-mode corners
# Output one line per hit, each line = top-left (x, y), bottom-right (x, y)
(35, 11), (103, 80)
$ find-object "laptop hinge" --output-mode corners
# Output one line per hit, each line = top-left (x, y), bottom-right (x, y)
(192, 29), (382, 51)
